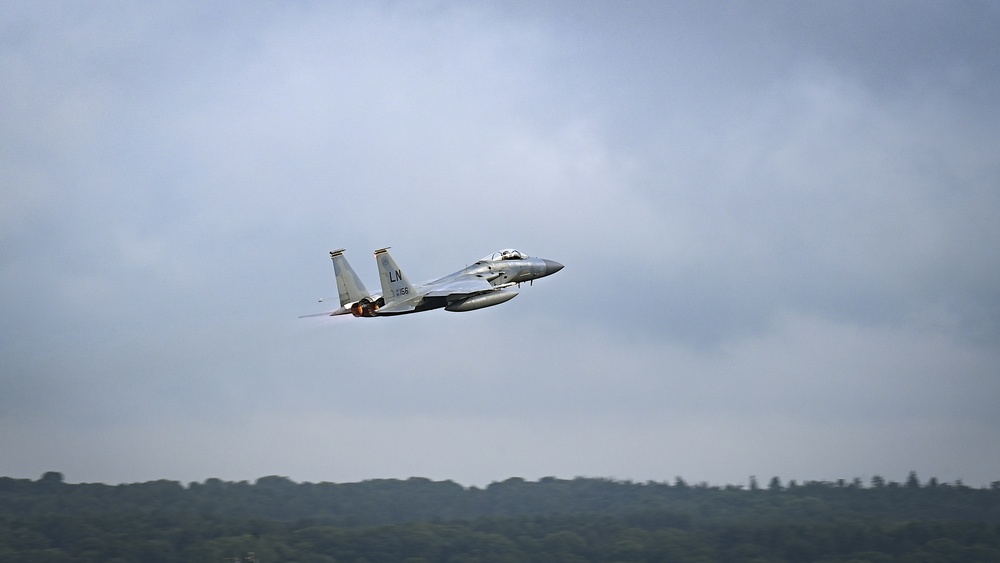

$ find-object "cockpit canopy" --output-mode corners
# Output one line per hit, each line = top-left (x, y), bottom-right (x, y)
(481, 249), (528, 262)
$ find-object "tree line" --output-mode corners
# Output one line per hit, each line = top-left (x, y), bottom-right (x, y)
(1, 471), (998, 561)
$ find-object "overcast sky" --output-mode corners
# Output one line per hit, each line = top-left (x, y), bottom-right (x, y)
(3, 1), (999, 488)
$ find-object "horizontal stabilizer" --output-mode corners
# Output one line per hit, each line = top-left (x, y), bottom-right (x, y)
(298, 307), (351, 318)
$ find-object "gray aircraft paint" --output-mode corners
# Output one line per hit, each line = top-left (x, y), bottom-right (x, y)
(307, 248), (563, 318)
(329, 248), (370, 305)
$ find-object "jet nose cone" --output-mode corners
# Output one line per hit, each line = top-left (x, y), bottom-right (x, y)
(543, 259), (564, 275)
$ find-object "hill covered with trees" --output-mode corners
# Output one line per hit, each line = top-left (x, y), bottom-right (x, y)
(1, 471), (999, 562)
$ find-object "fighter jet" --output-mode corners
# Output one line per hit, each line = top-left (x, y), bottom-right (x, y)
(305, 248), (563, 317)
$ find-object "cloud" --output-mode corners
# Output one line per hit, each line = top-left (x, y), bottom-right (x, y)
(1, 1), (998, 488)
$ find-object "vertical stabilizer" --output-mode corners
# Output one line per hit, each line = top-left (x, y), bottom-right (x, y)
(374, 247), (416, 304)
(330, 249), (370, 307)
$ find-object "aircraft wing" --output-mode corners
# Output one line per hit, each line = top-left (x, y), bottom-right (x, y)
(373, 276), (494, 315)
(422, 275), (495, 297)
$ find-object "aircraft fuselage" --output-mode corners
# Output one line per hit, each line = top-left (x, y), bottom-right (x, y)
(307, 248), (563, 318)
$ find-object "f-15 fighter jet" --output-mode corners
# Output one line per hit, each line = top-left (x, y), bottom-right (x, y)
(306, 248), (563, 317)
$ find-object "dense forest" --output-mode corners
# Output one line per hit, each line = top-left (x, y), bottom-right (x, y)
(2, 471), (999, 562)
